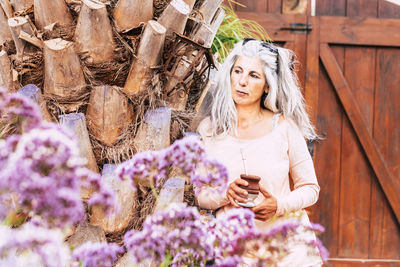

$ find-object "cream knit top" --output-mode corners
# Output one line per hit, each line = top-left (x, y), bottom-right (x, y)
(196, 115), (320, 231)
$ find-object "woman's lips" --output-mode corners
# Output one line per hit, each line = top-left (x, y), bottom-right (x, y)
(236, 90), (249, 96)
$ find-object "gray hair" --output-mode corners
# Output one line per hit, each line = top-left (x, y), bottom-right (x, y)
(207, 39), (318, 140)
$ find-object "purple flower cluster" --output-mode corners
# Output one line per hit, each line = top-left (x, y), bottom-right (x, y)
(0, 90), (116, 227)
(71, 242), (124, 267)
(0, 87), (42, 131)
(0, 222), (71, 267)
(0, 123), (85, 227)
(117, 136), (228, 194)
(124, 203), (213, 266)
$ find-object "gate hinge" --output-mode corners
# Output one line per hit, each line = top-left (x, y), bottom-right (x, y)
(280, 23), (312, 34)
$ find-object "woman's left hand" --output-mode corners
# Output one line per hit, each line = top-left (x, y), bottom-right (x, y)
(251, 186), (277, 221)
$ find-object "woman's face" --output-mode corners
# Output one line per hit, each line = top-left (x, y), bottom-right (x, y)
(230, 55), (268, 108)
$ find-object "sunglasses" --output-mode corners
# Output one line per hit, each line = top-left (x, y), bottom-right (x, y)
(242, 38), (278, 54)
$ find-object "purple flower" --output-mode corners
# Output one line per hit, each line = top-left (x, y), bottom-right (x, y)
(0, 90), (117, 227)
(72, 242), (124, 267)
(308, 238), (329, 262)
(117, 136), (228, 194)
(0, 222), (71, 267)
(124, 203), (213, 266)
(0, 87), (42, 131)
(1, 123), (85, 227)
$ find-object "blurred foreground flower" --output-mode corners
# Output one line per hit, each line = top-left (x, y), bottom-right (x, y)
(0, 88), (116, 227)
(117, 136), (229, 195)
(0, 222), (71, 267)
(72, 242), (124, 267)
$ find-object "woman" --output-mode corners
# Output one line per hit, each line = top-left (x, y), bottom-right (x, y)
(196, 38), (322, 266)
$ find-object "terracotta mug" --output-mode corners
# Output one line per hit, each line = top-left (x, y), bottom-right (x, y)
(237, 174), (261, 208)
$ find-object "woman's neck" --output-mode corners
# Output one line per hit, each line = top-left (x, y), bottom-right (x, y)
(236, 105), (265, 129)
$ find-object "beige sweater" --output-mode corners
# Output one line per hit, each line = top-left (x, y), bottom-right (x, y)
(196, 116), (320, 231)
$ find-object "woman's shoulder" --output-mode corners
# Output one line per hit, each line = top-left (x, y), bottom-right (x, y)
(275, 115), (303, 136)
(197, 116), (213, 138)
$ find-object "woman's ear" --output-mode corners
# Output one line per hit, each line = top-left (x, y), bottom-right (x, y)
(264, 86), (269, 94)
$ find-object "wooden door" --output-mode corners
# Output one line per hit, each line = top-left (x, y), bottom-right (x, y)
(237, 9), (400, 266)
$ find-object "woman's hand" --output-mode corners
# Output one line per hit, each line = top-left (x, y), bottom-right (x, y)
(226, 178), (248, 208)
(251, 186), (277, 221)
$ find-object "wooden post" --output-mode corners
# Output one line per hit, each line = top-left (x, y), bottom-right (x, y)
(198, 0), (223, 25)
(67, 220), (106, 249)
(154, 177), (185, 211)
(0, 6), (12, 44)
(9, 0), (33, 12)
(43, 38), (86, 98)
(86, 85), (133, 146)
(33, 0), (73, 30)
(17, 84), (52, 121)
(0, 0), (13, 19)
(183, 0), (196, 10)
(123, 20), (166, 96)
(134, 107), (171, 153)
(190, 7), (224, 48)
(90, 164), (137, 233)
(113, 0), (153, 32)
(157, 0), (190, 36)
(8, 16), (35, 57)
(59, 113), (99, 200)
(74, 0), (115, 63)
(0, 50), (18, 91)
(164, 56), (192, 110)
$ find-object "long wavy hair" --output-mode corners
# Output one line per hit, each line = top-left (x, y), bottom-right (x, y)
(207, 39), (318, 140)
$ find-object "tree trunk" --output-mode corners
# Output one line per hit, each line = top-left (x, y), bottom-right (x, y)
(157, 0), (190, 37)
(164, 57), (191, 110)
(154, 177), (185, 211)
(74, 0), (115, 63)
(67, 220), (106, 249)
(198, 0), (223, 25)
(183, 0), (196, 10)
(33, 0), (73, 30)
(0, 6), (12, 44)
(133, 107), (171, 153)
(10, 0), (33, 12)
(190, 7), (225, 48)
(59, 113), (99, 199)
(0, 0), (13, 19)
(17, 84), (52, 121)
(0, 50), (18, 91)
(90, 164), (137, 233)
(8, 16), (35, 57)
(123, 20), (166, 96)
(113, 0), (153, 32)
(86, 85), (133, 146)
(42, 38), (86, 98)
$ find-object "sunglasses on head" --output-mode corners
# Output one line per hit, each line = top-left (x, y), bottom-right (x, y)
(242, 38), (278, 54)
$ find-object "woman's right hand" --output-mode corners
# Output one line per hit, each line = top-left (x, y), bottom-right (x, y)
(227, 178), (249, 207)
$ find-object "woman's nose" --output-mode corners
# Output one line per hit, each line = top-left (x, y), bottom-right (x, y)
(239, 74), (248, 86)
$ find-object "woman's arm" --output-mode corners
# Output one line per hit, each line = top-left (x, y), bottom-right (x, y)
(276, 121), (320, 215)
(196, 186), (230, 210)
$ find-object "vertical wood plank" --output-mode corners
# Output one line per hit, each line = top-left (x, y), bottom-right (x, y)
(304, 15), (320, 127)
(267, 0), (282, 13)
(312, 46), (345, 258)
(236, 0), (268, 12)
(378, 0), (400, 18)
(370, 48), (400, 259)
(316, 0), (346, 16)
(337, 3), (378, 258)
(337, 46), (375, 258)
(346, 0), (378, 17)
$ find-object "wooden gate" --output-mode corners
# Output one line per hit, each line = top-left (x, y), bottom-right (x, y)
(236, 1), (400, 265)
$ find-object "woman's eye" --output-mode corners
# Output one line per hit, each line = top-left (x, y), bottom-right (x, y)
(251, 74), (259, 78)
(234, 69), (241, 74)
